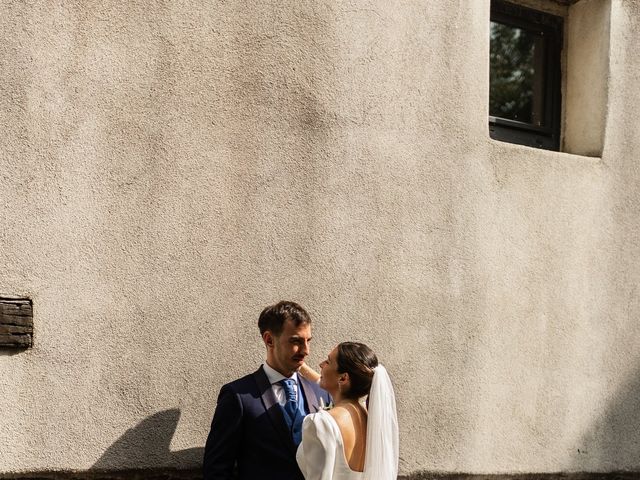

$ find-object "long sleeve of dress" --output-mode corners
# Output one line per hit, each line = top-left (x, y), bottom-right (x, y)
(297, 413), (337, 480)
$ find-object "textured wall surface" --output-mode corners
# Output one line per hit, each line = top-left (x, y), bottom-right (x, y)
(1, 0), (640, 476)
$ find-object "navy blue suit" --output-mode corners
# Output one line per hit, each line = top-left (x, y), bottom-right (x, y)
(203, 366), (330, 480)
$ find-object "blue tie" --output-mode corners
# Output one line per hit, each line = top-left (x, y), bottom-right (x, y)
(280, 378), (298, 421)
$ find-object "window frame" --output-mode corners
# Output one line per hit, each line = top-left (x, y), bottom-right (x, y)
(489, 1), (564, 151)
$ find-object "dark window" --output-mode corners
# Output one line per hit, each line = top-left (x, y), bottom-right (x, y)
(489, 1), (563, 150)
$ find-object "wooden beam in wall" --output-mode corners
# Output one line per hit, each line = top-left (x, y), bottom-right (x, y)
(0, 298), (33, 348)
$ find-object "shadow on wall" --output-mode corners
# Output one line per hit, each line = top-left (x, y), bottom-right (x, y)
(569, 368), (640, 471)
(92, 409), (203, 471)
(0, 349), (28, 357)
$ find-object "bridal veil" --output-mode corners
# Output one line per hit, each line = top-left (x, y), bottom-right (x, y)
(362, 365), (399, 480)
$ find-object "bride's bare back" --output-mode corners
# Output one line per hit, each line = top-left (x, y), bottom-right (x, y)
(329, 402), (368, 472)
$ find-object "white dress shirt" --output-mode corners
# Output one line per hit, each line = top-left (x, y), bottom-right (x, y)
(263, 362), (300, 407)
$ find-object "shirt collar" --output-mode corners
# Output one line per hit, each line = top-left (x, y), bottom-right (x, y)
(263, 362), (299, 385)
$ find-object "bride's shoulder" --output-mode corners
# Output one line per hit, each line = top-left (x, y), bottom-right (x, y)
(327, 405), (350, 425)
(328, 403), (366, 428)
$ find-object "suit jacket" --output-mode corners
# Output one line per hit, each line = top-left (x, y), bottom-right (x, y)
(203, 365), (331, 480)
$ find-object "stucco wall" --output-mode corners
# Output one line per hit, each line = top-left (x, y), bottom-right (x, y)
(1, 0), (639, 475)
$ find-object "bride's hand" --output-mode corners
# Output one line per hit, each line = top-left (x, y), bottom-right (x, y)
(299, 362), (321, 383)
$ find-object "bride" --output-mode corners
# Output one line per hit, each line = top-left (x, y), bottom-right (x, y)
(296, 342), (399, 480)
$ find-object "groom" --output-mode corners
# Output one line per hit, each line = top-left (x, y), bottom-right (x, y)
(203, 301), (330, 480)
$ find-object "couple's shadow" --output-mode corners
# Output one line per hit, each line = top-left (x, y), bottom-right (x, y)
(92, 409), (203, 471)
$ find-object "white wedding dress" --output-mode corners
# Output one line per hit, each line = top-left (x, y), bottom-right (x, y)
(296, 365), (399, 480)
(296, 410), (363, 480)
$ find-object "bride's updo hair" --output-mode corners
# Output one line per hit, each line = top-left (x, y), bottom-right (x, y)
(336, 342), (379, 399)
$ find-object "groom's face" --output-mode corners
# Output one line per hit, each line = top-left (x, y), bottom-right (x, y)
(265, 319), (311, 377)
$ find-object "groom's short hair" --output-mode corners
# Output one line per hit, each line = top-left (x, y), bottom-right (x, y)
(258, 301), (311, 336)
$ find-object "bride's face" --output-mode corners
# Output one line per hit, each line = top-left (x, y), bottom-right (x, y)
(319, 346), (342, 393)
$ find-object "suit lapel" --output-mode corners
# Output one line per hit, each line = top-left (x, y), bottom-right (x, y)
(299, 376), (321, 413)
(253, 366), (297, 455)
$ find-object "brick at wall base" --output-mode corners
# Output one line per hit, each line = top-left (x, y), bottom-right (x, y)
(2, 471), (640, 480)
(0, 470), (200, 480)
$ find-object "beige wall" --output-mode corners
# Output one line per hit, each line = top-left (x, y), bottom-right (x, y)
(1, 0), (640, 475)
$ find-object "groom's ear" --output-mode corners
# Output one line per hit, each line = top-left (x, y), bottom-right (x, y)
(262, 331), (274, 349)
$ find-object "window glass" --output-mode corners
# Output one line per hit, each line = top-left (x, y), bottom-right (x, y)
(489, 1), (563, 151)
(490, 21), (544, 126)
